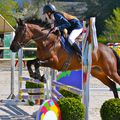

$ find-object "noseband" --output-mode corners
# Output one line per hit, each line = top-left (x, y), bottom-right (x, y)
(16, 24), (32, 48)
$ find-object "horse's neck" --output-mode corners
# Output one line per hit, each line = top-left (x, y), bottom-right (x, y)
(28, 24), (43, 37)
(28, 24), (60, 49)
(36, 33), (60, 51)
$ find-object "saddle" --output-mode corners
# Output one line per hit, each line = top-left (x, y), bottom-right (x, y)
(60, 36), (82, 55)
(52, 28), (86, 54)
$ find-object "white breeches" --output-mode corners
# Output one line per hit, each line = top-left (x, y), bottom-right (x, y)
(68, 28), (83, 45)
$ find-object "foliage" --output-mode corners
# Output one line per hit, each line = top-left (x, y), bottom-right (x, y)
(100, 98), (120, 120)
(18, 0), (53, 20)
(26, 81), (44, 88)
(59, 88), (81, 100)
(83, 0), (120, 35)
(1, 0), (119, 44)
(1, 0), (119, 35)
(20, 0), (43, 19)
(57, 98), (85, 120)
(102, 8), (120, 42)
(0, 0), (18, 27)
(97, 36), (108, 44)
(0, 0), (45, 27)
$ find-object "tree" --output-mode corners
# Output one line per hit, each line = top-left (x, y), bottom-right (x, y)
(84, 0), (119, 35)
(0, 0), (18, 27)
(19, 0), (56, 21)
(0, 0), (46, 27)
(16, 0), (46, 20)
(103, 8), (120, 42)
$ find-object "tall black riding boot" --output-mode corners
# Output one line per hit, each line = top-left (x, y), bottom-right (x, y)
(72, 43), (82, 57)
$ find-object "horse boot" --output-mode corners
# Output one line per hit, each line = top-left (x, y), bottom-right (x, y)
(72, 43), (82, 60)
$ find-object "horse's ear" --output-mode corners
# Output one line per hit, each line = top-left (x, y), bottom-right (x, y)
(16, 18), (25, 26)
(15, 18), (19, 24)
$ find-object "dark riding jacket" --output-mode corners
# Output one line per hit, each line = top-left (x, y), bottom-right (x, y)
(53, 12), (83, 34)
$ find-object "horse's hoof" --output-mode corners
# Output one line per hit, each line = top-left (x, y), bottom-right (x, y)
(31, 72), (41, 80)
(29, 73), (46, 83)
(40, 74), (47, 83)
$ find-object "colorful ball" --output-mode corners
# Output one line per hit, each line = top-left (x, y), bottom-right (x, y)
(36, 99), (61, 120)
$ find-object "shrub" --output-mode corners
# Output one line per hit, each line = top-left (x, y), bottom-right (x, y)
(26, 81), (44, 88)
(100, 98), (120, 120)
(59, 88), (81, 101)
(57, 98), (85, 120)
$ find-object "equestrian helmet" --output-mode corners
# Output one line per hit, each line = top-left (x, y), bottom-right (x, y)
(43, 4), (56, 14)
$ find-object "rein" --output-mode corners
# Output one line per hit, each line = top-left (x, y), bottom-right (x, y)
(16, 24), (53, 48)
(17, 40), (31, 48)
(32, 27), (55, 41)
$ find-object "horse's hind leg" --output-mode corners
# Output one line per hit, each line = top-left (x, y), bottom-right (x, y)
(91, 67), (119, 98)
(102, 61), (120, 85)
(108, 72), (120, 85)
(100, 51), (120, 85)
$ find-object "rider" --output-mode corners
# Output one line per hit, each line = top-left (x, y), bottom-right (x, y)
(42, 4), (83, 57)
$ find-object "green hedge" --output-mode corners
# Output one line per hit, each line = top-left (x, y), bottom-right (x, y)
(26, 81), (44, 88)
(57, 98), (85, 120)
(59, 88), (81, 101)
(100, 98), (120, 120)
(58, 88), (84, 120)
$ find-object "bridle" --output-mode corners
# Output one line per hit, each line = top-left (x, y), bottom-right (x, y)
(15, 23), (59, 49)
(15, 24), (32, 48)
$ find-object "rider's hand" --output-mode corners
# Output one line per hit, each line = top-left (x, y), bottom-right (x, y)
(51, 27), (60, 36)
(52, 27), (59, 32)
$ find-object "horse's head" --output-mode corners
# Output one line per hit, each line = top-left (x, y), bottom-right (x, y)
(10, 19), (33, 52)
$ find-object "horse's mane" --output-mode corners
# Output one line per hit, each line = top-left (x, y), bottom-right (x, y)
(25, 18), (61, 38)
(26, 18), (51, 29)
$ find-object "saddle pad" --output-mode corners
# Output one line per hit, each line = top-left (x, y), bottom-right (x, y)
(60, 36), (82, 54)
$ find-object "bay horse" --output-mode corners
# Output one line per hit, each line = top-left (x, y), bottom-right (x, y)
(10, 19), (120, 98)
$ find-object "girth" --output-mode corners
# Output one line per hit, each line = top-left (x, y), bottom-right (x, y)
(61, 53), (73, 71)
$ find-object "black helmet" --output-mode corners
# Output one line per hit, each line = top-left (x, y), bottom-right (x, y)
(43, 4), (56, 14)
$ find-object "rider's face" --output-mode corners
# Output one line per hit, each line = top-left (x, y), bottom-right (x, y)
(46, 12), (52, 19)
(45, 12), (54, 25)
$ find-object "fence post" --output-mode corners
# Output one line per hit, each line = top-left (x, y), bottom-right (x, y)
(18, 48), (23, 93)
(7, 32), (15, 99)
(82, 17), (97, 120)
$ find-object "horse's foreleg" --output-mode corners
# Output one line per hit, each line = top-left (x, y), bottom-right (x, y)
(33, 59), (42, 80)
(27, 58), (41, 79)
(27, 60), (34, 77)
(91, 67), (119, 98)
(38, 58), (57, 68)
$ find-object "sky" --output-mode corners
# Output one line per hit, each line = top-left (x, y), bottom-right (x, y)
(15, 0), (30, 9)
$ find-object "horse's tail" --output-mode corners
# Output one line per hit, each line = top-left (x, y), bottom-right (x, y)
(112, 49), (120, 76)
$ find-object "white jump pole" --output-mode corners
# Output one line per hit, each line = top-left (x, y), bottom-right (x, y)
(83, 17), (97, 120)
(82, 32), (90, 120)
(8, 32), (16, 99)
(18, 48), (23, 94)
(50, 69), (56, 98)
(82, 20), (89, 120)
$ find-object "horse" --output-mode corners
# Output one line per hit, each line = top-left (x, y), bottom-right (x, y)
(10, 19), (120, 98)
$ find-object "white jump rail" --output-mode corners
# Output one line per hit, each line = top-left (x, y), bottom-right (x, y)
(0, 47), (37, 100)
(0, 47), (37, 50)
(0, 47), (37, 61)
